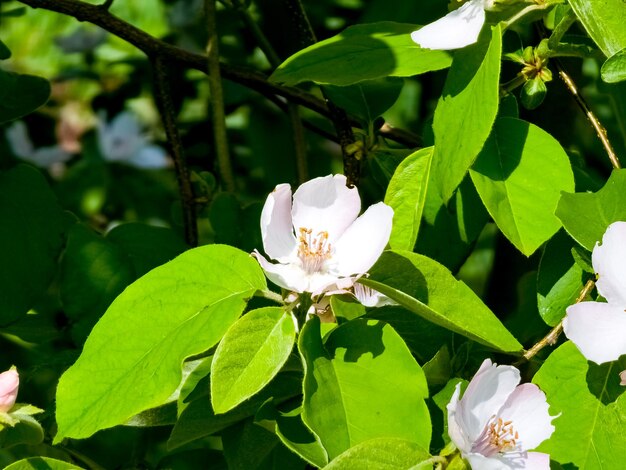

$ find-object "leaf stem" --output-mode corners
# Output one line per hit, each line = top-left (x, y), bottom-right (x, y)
(205, 0), (236, 191)
(255, 289), (285, 305)
(521, 278), (595, 362)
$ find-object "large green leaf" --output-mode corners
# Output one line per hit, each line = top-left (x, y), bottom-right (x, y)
(601, 48), (626, 83)
(299, 317), (431, 460)
(211, 307), (296, 413)
(4, 458), (83, 470)
(270, 22), (452, 86)
(323, 438), (432, 470)
(533, 342), (626, 469)
(0, 69), (50, 124)
(568, 0), (626, 57)
(361, 250), (522, 353)
(54, 244), (266, 442)
(556, 169), (626, 251)
(431, 25), (502, 202)
(0, 165), (68, 326)
(385, 147), (433, 251)
(470, 118), (575, 256)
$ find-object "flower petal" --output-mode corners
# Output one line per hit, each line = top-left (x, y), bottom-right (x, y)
(128, 145), (169, 169)
(410, 0), (486, 51)
(456, 359), (520, 444)
(466, 451), (550, 470)
(620, 370), (626, 386)
(563, 301), (626, 364)
(447, 382), (473, 454)
(291, 174), (360, 243)
(260, 184), (298, 262)
(5, 121), (35, 159)
(496, 383), (556, 451)
(332, 202), (393, 276)
(0, 368), (19, 413)
(592, 221), (626, 307)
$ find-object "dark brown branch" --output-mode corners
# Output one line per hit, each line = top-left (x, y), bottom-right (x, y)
(152, 57), (198, 246)
(15, 0), (419, 149)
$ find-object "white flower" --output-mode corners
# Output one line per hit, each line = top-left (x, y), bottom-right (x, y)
(253, 174), (393, 295)
(5, 121), (72, 168)
(447, 359), (557, 470)
(411, 0), (491, 51)
(0, 367), (19, 414)
(353, 283), (396, 308)
(563, 221), (626, 364)
(97, 111), (169, 169)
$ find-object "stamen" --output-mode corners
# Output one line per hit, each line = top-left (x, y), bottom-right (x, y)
(472, 415), (521, 457)
(297, 227), (332, 274)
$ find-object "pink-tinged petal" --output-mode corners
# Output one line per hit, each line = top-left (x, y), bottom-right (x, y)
(592, 221), (626, 307)
(0, 368), (19, 413)
(496, 383), (556, 451)
(332, 202), (393, 276)
(563, 301), (626, 364)
(621, 370), (626, 386)
(457, 359), (520, 443)
(260, 184), (297, 262)
(466, 452), (550, 470)
(410, 0), (486, 51)
(447, 382), (473, 453)
(291, 175), (361, 243)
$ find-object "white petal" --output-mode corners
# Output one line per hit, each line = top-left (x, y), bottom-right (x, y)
(353, 282), (396, 307)
(128, 145), (169, 169)
(592, 221), (626, 307)
(98, 111), (145, 161)
(5, 121), (35, 158)
(496, 383), (556, 451)
(332, 202), (393, 276)
(620, 370), (626, 386)
(260, 184), (297, 262)
(447, 382), (473, 453)
(456, 359), (520, 444)
(466, 452), (550, 470)
(291, 174), (361, 243)
(410, 0), (486, 51)
(563, 301), (626, 364)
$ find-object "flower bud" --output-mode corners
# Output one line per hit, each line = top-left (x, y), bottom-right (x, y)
(0, 367), (19, 413)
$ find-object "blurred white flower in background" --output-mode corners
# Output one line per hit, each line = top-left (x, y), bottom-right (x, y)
(97, 111), (170, 169)
(5, 121), (72, 170)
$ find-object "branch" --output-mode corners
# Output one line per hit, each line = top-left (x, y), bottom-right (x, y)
(15, 0), (419, 148)
(521, 278), (595, 362)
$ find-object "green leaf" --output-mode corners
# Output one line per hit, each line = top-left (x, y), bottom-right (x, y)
(601, 48), (626, 83)
(0, 414), (44, 449)
(270, 22), (452, 86)
(537, 231), (587, 326)
(431, 25), (502, 202)
(0, 69), (50, 124)
(533, 342), (626, 469)
(556, 169), (626, 251)
(362, 251), (522, 353)
(323, 438), (432, 470)
(55, 244), (266, 442)
(330, 295), (365, 323)
(299, 317), (431, 460)
(0, 165), (68, 326)
(470, 117), (575, 256)
(4, 457), (84, 470)
(323, 78), (404, 125)
(568, 0), (626, 57)
(385, 147), (433, 251)
(211, 307), (296, 414)
(0, 40), (10, 60)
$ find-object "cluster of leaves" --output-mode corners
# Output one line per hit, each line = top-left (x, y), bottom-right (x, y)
(2, 0), (626, 468)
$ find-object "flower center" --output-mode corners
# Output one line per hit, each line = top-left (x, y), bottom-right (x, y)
(472, 416), (521, 457)
(297, 227), (332, 274)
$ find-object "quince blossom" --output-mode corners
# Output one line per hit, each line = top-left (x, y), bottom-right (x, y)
(448, 359), (556, 469)
(563, 221), (626, 364)
(97, 111), (169, 169)
(411, 0), (492, 51)
(5, 121), (72, 169)
(0, 367), (19, 413)
(253, 174), (393, 295)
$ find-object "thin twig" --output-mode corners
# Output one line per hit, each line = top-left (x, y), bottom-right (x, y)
(205, 0), (235, 192)
(14, 0), (419, 149)
(152, 57), (198, 246)
(554, 60), (621, 170)
(522, 278), (595, 362)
